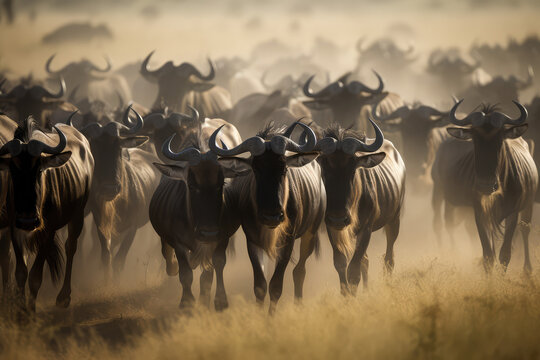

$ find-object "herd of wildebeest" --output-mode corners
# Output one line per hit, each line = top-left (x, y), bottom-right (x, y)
(0, 34), (540, 315)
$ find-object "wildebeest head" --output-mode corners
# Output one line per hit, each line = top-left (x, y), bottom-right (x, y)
(210, 122), (317, 228)
(447, 100), (528, 195)
(46, 54), (111, 90)
(143, 106), (203, 163)
(153, 131), (249, 242)
(372, 101), (450, 178)
(0, 119), (71, 231)
(303, 71), (385, 127)
(73, 105), (147, 201)
(140, 51), (215, 112)
(314, 119), (386, 230)
(0, 78), (66, 126)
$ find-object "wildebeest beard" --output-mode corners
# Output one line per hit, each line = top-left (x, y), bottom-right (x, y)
(189, 241), (218, 270)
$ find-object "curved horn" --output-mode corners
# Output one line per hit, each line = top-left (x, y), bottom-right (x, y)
(33, 77), (66, 99)
(491, 100), (528, 127)
(187, 105), (200, 123)
(371, 103), (409, 122)
(187, 58), (215, 81)
(209, 125), (265, 157)
(346, 70), (384, 94)
(27, 125), (67, 156)
(65, 110), (78, 126)
(449, 99), (485, 126)
(161, 133), (202, 164)
(120, 104), (144, 135)
(341, 119), (384, 155)
(90, 56), (112, 73)
(271, 122), (317, 154)
(141, 51), (160, 79)
(45, 54), (61, 74)
(303, 75), (343, 98)
(0, 139), (23, 156)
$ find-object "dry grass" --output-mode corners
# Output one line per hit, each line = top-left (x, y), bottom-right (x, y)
(2, 261), (540, 360)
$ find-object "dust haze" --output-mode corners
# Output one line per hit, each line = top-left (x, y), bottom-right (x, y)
(1, 0), (540, 359)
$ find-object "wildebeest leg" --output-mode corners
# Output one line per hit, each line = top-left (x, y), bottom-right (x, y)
(246, 240), (267, 304)
(161, 240), (178, 276)
(213, 239), (229, 311)
(473, 204), (494, 272)
(384, 217), (400, 274)
(432, 184), (444, 245)
(360, 255), (369, 290)
(199, 268), (214, 308)
(0, 230), (11, 300)
(28, 249), (46, 313)
(499, 213), (518, 271)
(519, 204), (533, 274)
(293, 232), (317, 302)
(113, 227), (137, 276)
(327, 227), (349, 295)
(174, 244), (195, 309)
(269, 239), (294, 315)
(96, 228), (112, 281)
(347, 230), (372, 295)
(444, 202), (456, 247)
(56, 210), (84, 308)
(10, 230), (28, 310)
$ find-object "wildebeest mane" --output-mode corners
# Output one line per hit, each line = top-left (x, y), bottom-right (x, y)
(256, 121), (288, 140)
(323, 123), (366, 142)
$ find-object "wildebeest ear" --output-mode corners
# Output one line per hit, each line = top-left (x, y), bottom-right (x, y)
(286, 153), (319, 168)
(153, 162), (189, 180)
(191, 83), (215, 92)
(218, 157), (252, 178)
(447, 127), (472, 140)
(120, 136), (149, 148)
(504, 124), (528, 139)
(302, 100), (330, 111)
(0, 158), (10, 171)
(41, 151), (72, 169)
(355, 152), (386, 168)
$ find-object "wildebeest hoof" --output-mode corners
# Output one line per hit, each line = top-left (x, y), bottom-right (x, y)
(214, 297), (229, 312)
(56, 295), (71, 308)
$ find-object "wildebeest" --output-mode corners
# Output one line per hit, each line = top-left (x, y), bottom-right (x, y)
(71, 106), (160, 278)
(209, 122), (326, 313)
(314, 120), (405, 294)
(149, 117), (244, 309)
(371, 101), (450, 187)
(0, 78), (76, 128)
(0, 114), (17, 298)
(431, 100), (537, 272)
(140, 51), (232, 118)
(458, 69), (534, 113)
(427, 49), (480, 94)
(46, 54), (131, 111)
(226, 89), (311, 138)
(302, 71), (404, 132)
(0, 119), (94, 311)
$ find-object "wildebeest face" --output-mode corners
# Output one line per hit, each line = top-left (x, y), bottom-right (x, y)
(319, 151), (386, 229)
(154, 158), (248, 242)
(0, 151), (71, 231)
(90, 133), (148, 201)
(250, 150), (317, 228)
(447, 123), (528, 195)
